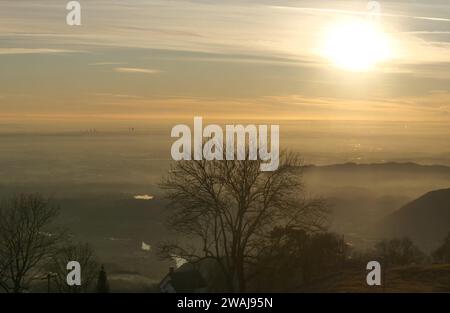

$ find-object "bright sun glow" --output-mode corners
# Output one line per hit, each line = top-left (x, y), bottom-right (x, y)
(322, 20), (392, 72)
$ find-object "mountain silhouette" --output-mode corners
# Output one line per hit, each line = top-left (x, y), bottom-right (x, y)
(376, 188), (450, 252)
(304, 162), (450, 177)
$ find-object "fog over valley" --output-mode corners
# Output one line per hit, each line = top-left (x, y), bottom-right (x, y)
(1, 119), (448, 288)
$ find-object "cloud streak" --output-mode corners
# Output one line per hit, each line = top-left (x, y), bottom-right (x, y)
(0, 48), (80, 55)
(113, 67), (161, 74)
(270, 5), (450, 22)
(89, 62), (126, 66)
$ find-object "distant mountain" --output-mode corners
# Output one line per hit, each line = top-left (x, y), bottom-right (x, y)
(302, 162), (450, 199)
(375, 188), (450, 252)
(304, 162), (450, 176)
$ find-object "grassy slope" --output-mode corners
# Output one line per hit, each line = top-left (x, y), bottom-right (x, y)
(300, 264), (450, 293)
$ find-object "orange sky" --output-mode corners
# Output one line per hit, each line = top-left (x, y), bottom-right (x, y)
(0, 0), (449, 124)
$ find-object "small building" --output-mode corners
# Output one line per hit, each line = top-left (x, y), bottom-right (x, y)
(159, 265), (207, 293)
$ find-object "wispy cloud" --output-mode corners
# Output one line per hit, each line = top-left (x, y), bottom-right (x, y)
(89, 62), (127, 66)
(113, 67), (161, 74)
(0, 48), (80, 55)
(90, 93), (142, 99)
(70, 91), (450, 122)
(2, 0), (449, 68)
(270, 5), (450, 22)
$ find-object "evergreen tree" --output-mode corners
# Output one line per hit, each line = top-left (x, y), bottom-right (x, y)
(96, 265), (110, 293)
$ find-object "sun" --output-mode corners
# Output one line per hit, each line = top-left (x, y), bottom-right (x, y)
(322, 20), (392, 72)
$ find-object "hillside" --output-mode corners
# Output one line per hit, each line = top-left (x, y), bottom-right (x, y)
(300, 264), (450, 293)
(375, 188), (450, 252)
(303, 162), (450, 200)
(305, 162), (450, 174)
(301, 163), (450, 239)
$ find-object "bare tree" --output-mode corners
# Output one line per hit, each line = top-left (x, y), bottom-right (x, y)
(0, 242), (12, 286)
(0, 194), (63, 293)
(159, 152), (328, 292)
(48, 242), (100, 293)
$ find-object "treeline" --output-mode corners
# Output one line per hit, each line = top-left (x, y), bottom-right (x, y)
(0, 193), (109, 293)
(160, 228), (450, 293)
(249, 233), (450, 292)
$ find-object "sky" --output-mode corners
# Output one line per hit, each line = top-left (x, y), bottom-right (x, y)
(0, 0), (450, 124)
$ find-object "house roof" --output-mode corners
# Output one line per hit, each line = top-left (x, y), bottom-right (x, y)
(167, 269), (206, 292)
